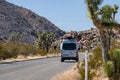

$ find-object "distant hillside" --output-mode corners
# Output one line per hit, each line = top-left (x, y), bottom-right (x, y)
(0, 0), (65, 43)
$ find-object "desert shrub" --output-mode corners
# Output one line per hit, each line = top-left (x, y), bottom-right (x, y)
(104, 61), (113, 78)
(0, 42), (3, 59)
(20, 43), (48, 56)
(77, 47), (103, 80)
(0, 44), (9, 60)
(112, 49), (120, 72)
(19, 43), (38, 57)
(36, 48), (46, 56)
(77, 61), (96, 80)
(48, 46), (60, 55)
(89, 47), (103, 69)
(104, 49), (120, 80)
(0, 40), (55, 60)
(77, 61), (85, 79)
(112, 49), (120, 80)
(3, 42), (19, 58)
(0, 41), (43, 60)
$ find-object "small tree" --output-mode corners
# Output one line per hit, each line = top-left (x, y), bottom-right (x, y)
(85, 0), (119, 62)
(35, 32), (55, 55)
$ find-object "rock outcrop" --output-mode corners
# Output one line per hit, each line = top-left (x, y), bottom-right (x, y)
(63, 28), (120, 49)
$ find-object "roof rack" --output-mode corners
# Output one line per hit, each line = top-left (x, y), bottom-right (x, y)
(63, 36), (74, 39)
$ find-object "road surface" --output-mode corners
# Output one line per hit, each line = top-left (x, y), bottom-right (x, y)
(0, 53), (85, 80)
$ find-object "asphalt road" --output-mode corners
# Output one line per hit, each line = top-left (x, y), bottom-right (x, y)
(0, 53), (85, 80)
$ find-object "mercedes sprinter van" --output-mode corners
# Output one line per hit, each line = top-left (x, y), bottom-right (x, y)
(60, 38), (79, 62)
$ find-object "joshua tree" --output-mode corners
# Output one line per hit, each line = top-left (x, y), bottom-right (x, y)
(35, 32), (55, 55)
(85, 0), (119, 62)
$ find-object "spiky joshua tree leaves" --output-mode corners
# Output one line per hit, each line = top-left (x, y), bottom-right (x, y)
(85, 0), (119, 62)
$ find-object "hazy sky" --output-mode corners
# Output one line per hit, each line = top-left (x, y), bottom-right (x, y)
(6, 0), (120, 31)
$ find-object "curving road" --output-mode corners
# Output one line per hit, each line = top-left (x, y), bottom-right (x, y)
(0, 53), (85, 80)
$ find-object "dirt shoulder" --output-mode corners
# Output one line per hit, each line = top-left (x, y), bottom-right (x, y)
(51, 62), (108, 80)
(0, 54), (60, 63)
(51, 65), (81, 80)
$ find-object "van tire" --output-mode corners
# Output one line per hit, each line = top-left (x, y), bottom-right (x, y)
(75, 58), (79, 62)
(61, 58), (64, 62)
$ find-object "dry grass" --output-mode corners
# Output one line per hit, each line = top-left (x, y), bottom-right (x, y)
(51, 64), (108, 80)
(0, 55), (42, 63)
(92, 67), (108, 80)
(0, 54), (59, 63)
(51, 68), (81, 80)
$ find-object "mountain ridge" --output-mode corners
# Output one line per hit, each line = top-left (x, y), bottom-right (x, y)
(0, 0), (65, 43)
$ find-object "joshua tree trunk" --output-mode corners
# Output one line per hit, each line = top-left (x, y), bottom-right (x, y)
(99, 29), (110, 62)
(108, 29), (112, 50)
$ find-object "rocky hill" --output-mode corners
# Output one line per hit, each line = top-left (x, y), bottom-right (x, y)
(0, 0), (65, 43)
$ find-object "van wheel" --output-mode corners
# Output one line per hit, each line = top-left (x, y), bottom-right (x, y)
(76, 58), (79, 62)
(61, 58), (64, 62)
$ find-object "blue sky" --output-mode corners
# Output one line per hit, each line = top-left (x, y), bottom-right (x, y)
(6, 0), (120, 32)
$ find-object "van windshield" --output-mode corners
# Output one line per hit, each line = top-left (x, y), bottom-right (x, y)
(62, 43), (76, 50)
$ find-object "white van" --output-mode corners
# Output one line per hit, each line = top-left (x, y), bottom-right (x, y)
(60, 38), (79, 62)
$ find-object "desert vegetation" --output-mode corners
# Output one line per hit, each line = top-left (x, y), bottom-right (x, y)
(35, 32), (56, 56)
(0, 41), (37, 60)
(75, 0), (120, 80)
(75, 40), (120, 80)
(0, 32), (58, 61)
